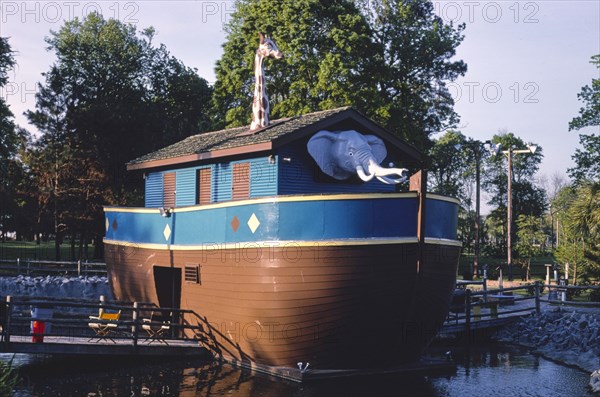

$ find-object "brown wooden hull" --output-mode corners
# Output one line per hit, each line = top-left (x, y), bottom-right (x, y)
(105, 241), (459, 370)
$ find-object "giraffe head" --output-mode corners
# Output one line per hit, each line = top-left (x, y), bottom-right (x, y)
(257, 33), (283, 60)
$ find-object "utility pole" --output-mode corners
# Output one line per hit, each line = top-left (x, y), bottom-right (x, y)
(455, 140), (500, 279)
(502, 144), (537, 281)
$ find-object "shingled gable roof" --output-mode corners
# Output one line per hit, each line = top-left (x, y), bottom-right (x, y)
(127, 106), (424, 171)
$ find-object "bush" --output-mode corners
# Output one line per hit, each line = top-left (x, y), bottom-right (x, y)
(0, 356), (19, 395)
(589, 287), (600, 302)
(525, 283), (545, 296)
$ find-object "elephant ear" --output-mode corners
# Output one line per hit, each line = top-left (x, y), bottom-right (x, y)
(307, 130), (350, 180)
(365, 134), (387, 164)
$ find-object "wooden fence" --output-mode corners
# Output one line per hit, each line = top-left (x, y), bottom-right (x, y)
(444, 281), (600, 336)
(0, 259), (106, 277)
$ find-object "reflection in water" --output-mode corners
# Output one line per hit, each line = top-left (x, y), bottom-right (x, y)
(4, 344), (591, 397)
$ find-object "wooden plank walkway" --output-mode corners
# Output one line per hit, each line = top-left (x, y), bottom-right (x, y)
(2, 335), (208, 357)
(439, 283), (541, 337)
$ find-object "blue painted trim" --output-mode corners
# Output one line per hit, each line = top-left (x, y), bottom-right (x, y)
(105, 195), (458, 246)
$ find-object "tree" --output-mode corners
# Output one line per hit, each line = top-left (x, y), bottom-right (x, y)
(359, 0), (467, 150)
(0, 37), (17, 164)
(568, 55), (600, 183)
(213, 0), (466, 150)
(553, 185), (587, 283)
(26, 13), (213, 259)
(428, 131), (471, 202)
(516, 214), (546, 281)
(0, 37), (26, 241)
(428, 131), (476, 255)
(482, 132), (546, 257)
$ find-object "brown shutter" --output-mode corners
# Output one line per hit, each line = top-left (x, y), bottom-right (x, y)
(163, 172), (176, 207)
(232, 163), (250, 200)
(197, 168), (212, 205)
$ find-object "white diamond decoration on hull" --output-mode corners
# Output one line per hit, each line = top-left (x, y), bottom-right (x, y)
(105, 217), (109, 232)
(247, 213), (260, 234)
(163, 224), (172, 241)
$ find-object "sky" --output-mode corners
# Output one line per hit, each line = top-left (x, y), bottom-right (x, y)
(1, 0), (599, 192)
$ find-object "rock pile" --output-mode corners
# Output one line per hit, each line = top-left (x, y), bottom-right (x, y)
(0, 275), (112, 300)
(495, 308), (600, 373)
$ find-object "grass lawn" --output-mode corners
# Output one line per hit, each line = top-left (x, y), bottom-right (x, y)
(0, 241), (96, 262)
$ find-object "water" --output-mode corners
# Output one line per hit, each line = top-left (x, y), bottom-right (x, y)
(3, 344), (592, 396)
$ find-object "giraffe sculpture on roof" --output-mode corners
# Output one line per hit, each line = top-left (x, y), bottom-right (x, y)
(250, 33), (283, 130)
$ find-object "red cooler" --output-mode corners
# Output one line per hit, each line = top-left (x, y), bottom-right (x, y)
(32, 320), (45, 343)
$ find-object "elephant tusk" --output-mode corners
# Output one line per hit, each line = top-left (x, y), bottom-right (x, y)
(376, 175), (406, 184)
(368, 162), (408, 184)
(356, 166), (375, 181)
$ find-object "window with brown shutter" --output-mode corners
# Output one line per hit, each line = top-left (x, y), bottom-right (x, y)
(163, 172), (176, 207)
(197, 168), (212, 205)
(232, 163), (250, 200)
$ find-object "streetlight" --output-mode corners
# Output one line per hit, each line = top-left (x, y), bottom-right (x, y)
(454, 140), (501, 278)
(502, 143), (537, 280)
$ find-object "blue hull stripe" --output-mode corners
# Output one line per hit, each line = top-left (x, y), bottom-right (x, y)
(104, 195), (459, 246)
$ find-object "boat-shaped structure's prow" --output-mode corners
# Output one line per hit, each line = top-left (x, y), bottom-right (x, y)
(104, 107), (461, 375)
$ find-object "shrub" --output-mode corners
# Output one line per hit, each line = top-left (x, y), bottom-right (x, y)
(0, 356), (19, 396)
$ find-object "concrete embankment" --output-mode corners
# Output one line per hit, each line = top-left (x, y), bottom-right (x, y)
(495, 308), (600, 373)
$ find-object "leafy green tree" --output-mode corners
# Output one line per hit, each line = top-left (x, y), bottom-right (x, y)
(213, 0), (374, 127)
(0, 37), (28, 242)
(553, 185), (587, 283)
(568, 55), (599, 183)
(516, 214), (546, 281)
(26, 13), (213, 258)
(32, 13), (213, 196)
(428, 131), (475, 255)
(0, 37), (17, 165)
(482, 132), (546, 257)
(428, 131), (471, 202)
(359, 0), (467, 149)
(213, 0), (466, 150)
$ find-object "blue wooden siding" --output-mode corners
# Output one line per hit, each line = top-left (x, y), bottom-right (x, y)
(213, 163), (232, 202)
(143, 144), (391, 207)
(232, 157), (278, 198)
(175, 168), (196, 207)
(145, 172), (163, 207)
(277, 142), (396, 195)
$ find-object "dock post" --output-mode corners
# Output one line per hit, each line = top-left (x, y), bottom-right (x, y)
(77, 260), (81, 276)
(534, 281), (541, 315)
(465, 289), (472, 341)
(482, 277), (488, 303)
(4, 296), (12, 344)
(132, 302), (139, 348)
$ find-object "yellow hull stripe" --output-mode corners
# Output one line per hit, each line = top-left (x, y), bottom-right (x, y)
(103, 237), (461, 251)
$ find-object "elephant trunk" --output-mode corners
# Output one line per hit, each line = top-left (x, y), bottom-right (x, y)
(356, 158), (408, 185)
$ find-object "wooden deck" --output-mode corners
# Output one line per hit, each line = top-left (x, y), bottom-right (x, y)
(439, 283), (541, 338)
(0, 295), (217, 360)
(2, 335), (208, 357)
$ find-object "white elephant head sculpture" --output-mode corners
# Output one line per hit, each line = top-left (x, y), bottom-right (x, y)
(307, 130), (408, 184)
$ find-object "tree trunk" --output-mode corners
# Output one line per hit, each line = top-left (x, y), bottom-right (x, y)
(54, 234), (61, 261)
(70, 232), (76, 261)
(78, 231), (84, 261)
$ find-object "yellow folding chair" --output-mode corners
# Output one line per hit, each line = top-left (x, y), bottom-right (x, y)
(88, 310), (121, 343)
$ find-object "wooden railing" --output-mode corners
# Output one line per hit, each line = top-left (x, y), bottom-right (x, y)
(0, 295), (211, 350)
(0, 259), (107, 277)
(446, 281), (600, 336)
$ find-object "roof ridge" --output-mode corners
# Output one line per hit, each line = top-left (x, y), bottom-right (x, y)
(127, 106), (356, 167)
